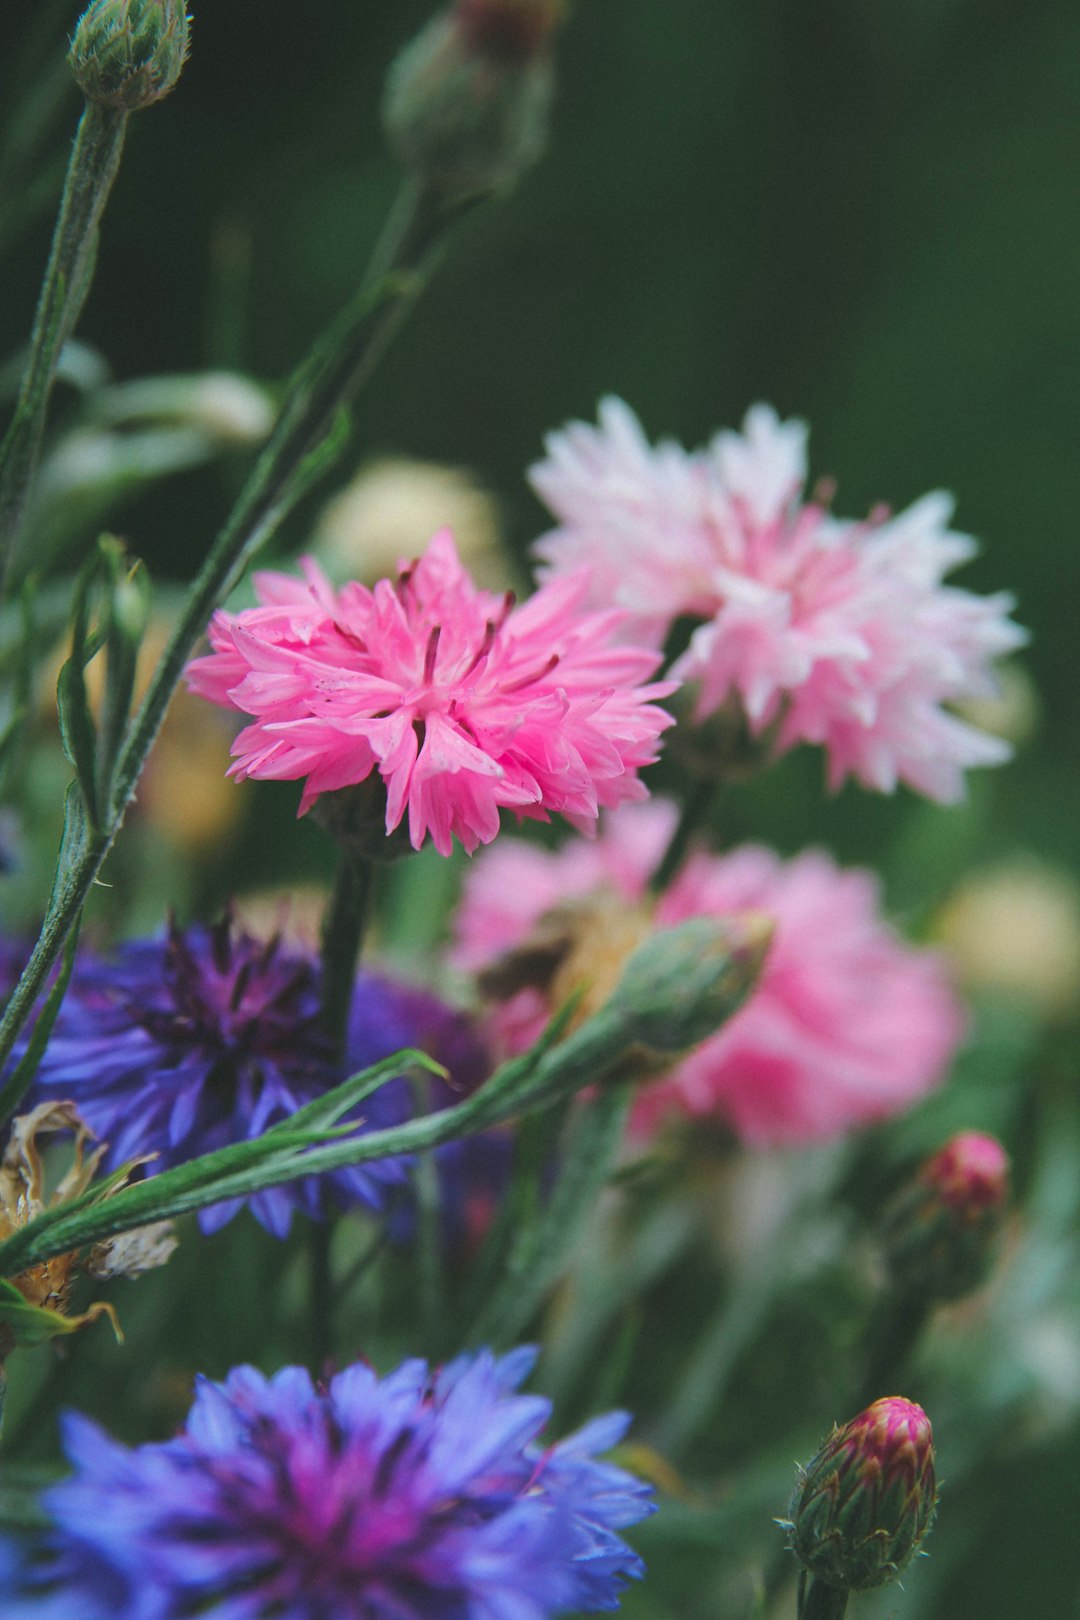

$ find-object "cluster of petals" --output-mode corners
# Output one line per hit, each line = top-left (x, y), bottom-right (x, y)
(2, 1348), (653, 1620)
(28, 915), (491, 1239)
(531, 398), (1027, 802)
(455, 802), (966, 1145)
(185, 529), (675, 855)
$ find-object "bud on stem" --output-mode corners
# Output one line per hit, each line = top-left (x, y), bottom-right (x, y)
(784, 1397), (938, 1596)
(882, 1131), (1011, 1303)
(70, 0), (191, 112)
(384, 0), (562, 207)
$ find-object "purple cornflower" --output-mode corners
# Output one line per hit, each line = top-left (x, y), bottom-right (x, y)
(3, 1347), (654, 1619)
(30, 915), (492, 1238)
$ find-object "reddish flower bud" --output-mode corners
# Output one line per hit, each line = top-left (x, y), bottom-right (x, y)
(456, 0), (563, 61)
(785, 1397), (938, 1592)
(383, 0), (563, 205)
(883, 1131), (1010, 1302)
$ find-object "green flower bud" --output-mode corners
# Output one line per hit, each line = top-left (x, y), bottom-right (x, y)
(784, 1397), (938, 1592)
(383, 0), (562, 205)
(70, 0), (191, 112)
(882, 1131), (1010, 1303)
(600, 913), (773, 1059)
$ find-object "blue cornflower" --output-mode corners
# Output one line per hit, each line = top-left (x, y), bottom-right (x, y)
(4, 1347), (654, 1620)
(30, 915), (492, 1239)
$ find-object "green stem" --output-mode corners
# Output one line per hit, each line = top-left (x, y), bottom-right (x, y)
(798, 1574), (849, 1620)
(409, 1074), (447, 1355)
(465, 1084), (631, 1350)
(651, 775), (716, 891)
(654, 1192), (808, 1457)
(307, 1221), (334, 1373)
(857, 1289), (930, 1408)
(0, 183), (455, 1099)
(310, 849), (378, 1370)
(320, 855), (378, 1057)
(0, 100), (129, 590)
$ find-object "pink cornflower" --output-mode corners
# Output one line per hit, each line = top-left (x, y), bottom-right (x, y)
(185, 530), (675, 856)
(454, 802), (965, 1145)
(531, 398), (1027, 802)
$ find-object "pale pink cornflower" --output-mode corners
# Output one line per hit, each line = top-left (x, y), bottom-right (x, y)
(454, 802), (965, 1145)
(531, 398), (1027, 802)
(185, 530), (675, 856)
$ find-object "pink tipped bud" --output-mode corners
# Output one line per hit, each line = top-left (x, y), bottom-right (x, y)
(456, 0), (563, 60)
(883, 1131), (1010, 1302)
(383, 0), (562, 205)
(785, 1397), (938, 1592)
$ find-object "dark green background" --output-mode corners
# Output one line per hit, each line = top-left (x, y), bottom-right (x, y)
(1, 4), (1078, 1615)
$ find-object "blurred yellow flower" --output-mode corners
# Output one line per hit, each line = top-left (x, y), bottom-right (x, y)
(314, 457), (511, 589)
(935, 860), (1080, 1022)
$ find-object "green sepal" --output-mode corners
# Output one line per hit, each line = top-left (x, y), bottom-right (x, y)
(0, 1277), (119, 1349)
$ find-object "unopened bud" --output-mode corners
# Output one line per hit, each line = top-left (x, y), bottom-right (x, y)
(882, 1131), (1010, 1302)
(601, 914), (773, 1059)
(70, 0), (191, 112)
(383, 0), (562, 205)
(784, 1397), (938, 1592)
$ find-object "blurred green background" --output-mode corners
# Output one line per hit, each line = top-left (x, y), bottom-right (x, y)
(1, 3), (1078, 1616)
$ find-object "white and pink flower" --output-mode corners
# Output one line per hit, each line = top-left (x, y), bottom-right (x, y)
(531, 399), (1026, 802)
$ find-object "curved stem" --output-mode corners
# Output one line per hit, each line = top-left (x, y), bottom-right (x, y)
(0, 101), (128, 591)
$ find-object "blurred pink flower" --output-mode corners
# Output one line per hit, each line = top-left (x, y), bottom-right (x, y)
(185, 530), (675, 856)
(531, 399), (1026, 802)
(454, 802), (966, 1145)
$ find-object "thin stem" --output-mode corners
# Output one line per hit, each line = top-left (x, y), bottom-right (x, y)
(652, 775), (716, 891)
(320, 855), (378, 1058)
(0, 100), (129, 591)
(857, 1289), (930, 1408)
(409, 1075), (447, 1356)
(311, 849), (378, 1371)
(0, 183), (457, 1092)
(465, 1085), (631, 1351)
(307, 1221), (334, 1374)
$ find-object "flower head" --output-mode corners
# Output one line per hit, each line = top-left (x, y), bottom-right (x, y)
(5, 1347), (653, 1619)
(882, 1130), (1011, 1302)
(531, 399), (1027, 802)
(785, 1396), (937, 1591)
(456, 803), (965, 1145)
(70, 0), (191, 111)
(29, 915), (489, 1238)
(185, 530), (674, 857)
